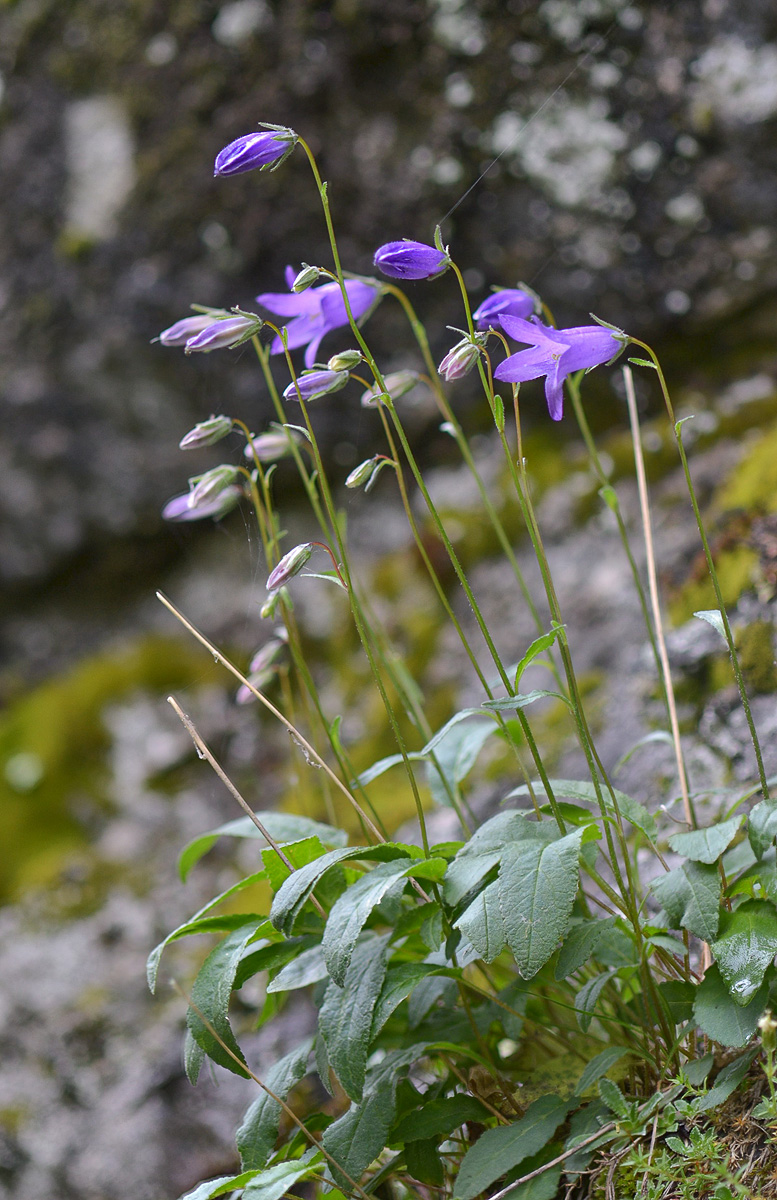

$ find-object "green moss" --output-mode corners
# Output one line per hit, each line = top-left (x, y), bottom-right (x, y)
(718, 422), (777, 513)
(736, 619), (777, 694)
(669, 545), (757, 626)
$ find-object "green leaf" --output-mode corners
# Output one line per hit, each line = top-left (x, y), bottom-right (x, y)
(187, 921), (267, 1077)
(504, 779), (657, 844)
(177, 1172), (261, 1200)
(574, 969), (618, 1033)
(405, 1136), (445, 1186)
(236, 1039), (312, 1169)
(693, 609), (727, 642)
(650, 861), (720, 941)
(319, 934), (389, 1101)
(266, 943), (329, 993)
(499, 829), (584, 979)
(627, 356), (657, 369)
(455, 879), (507, 962)
(261, 835), (331, 894)
(555, 918), (617, 980)
(668, 815), (744, 864)
(371, 963), (451, 1036)
(574, 1047), (630, 1097)
(184, 1027), (205, 1085)
(749, 800), (777, 860)
(481, 690), (569, 714)
(323, 859), (413, 984)
(241, 1154), (323, 1200)
(693, 963), (769, 1046)
(711, 899), (777, 1003)
(454, 1094), (573, 1200)
(514, 627), (563, 687)
(695, 1049), (758, 1113)
(503, 1148), (562, 1200)
(393, 1094), (490, 1143)
(597, 1078), (630, 1120)
(178, 812), (347, 880)
(426, 719), (496, 807)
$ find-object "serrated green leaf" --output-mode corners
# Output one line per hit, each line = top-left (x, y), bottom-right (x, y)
(323, 859), (414, 985)
(241, 1153), (323, 1200)
(504, 779), (657, 844)
(454, 1094), (573, 1200)
(499, 829), (584, 979)
(514, 627), (564, 688)
(650, 861), (720, 941)
(371, 963), (451, 1036)
(177, 1171), (261, 1200)
(405, 1135), (444, 1186)
(178, 812), (347, 881)
(555, 918), (617, 980)
(668, 815), (743, 864)
(443, 814), (545, 907)
(597, 1078), (629, 1119)
(749, 800), (777, 859)
(693, 963), (769, 1046)
(266, 943), (329, 993)
(393, 1094), (490, 1143)
(711, 899), (777, 1003)
(575, 969), (618, 1032)
(455, 879), (506, 962)
(261, 835), (330, 894)
(319, 934), (389, 1101)
(187, 920), (267, 1077)
(574, 1047), (630, 1097)
(237, 1039), (313, 1169)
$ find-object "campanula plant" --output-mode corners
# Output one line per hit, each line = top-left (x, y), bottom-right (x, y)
(149, 122), (777, 1200)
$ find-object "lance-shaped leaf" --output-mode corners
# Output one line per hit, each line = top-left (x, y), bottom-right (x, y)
(505, 778), (657, 844)
(454, 1094), (573, 1200)
(711, 899), (777, 1004)
(241, 1152), (323, 1200)
(266, 943), (329, 993)
(573, 1046), (631, 1097)
(499, 829), (584, 978)
(668, 815), (743, 864)
(749, 800), (777, 860)
(187, 920), (267, 1077)
(392, 1094), (491, 1143)
(455, 879), (506, 962)
(693, 963), (770, 1046)
(650, 861), (720, 942)
(177, 1171), (262, 1200)
(371, 963), (453, 1036)
(555, 917), (617, 980)
(237, 1038), (313, 1169)
(575, 968), (618, 1032)
(425, 719), (496, 807)
(178, 812), (347, 880)
(514, 625), (564, 687)
(319, 934), (390, 1101)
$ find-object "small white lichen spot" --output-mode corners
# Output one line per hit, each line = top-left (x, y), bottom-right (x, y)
(64, 96), (135, 240)
(212, 0), (272, 47)
(690, 36), (777, 125)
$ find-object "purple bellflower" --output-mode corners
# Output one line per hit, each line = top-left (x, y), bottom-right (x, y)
(185, 313), (263, 354)
(179, 415), (234, 450)
(438, 333), (485, 381)
(473, 288), (536, 330)
(282, 368), (350, 403)
(373, 240), (450, 280)
(494, 315), (627, 421)
(157, 313), (225, 346)
(266, 543), (314, 592)
(257, 268), (380, 368)
(162, 484), (243, 522)
(214, 126), (298, 177)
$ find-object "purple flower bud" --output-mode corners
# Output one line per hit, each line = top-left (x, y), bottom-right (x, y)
(473, 288), (536, 331)
(185, 315), (263, 354)
(214, 127), (298, 177)
(282, 369), (350, 403)
(162, 485), (242, 522)
(438, 335), (484, 381)
(236, 667), (277, 705)
(360, 370), (420, 408)
(373, 240), (450, 281)
(157, 314), (224, 347)
(188, 464), (241, 508)
(179, 415), (234, 450)
(243, 428), (302, 463)
(291, 263), (322, 292)
(248, 632), (288, 674)
(266, 543), (314, 591)
(326, 349), (362, 371)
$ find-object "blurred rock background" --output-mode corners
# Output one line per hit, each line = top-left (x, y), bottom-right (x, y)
(2, 0), (777, 1196)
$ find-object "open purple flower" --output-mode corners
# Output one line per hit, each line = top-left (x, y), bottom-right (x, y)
(373, 240), (450, 280)
(214, 127), (297, 176)
(473, 288), (535, 330)
(257, 268), (380, 369)
(494, 315), (626, 421)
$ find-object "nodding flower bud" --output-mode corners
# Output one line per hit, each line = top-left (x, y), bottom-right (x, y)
(214, 125), (298, 177)
(243, 427), (302, 463)
(373, 239), (450, 281)
(291, 263), (323, 293)
(235, 667), (278, 705)
(260, 590), (284, 619)
(360, 370), (420, 408)
(437, 333), (485, 381)
(185, 314), (263, 354)
(179, 415), (234, 450)
(266, 543), (314, 592)
(326, 350), (363, 372)
(759, 1011), (777, 1051)
(188, 464), (241, 509)
(473, 287), (537, 330)
(248, 630), (288, 674)
(157, 313), (226, 346)
(346, 458), (380, 489)
(282, 369), (350, 403)
(162, 485), (242, 522)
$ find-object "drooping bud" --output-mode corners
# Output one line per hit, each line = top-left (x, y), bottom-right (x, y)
(360, 370), (420, 408)
(373, 239), (450, 281)
(266, 543), (314, 591)
(247, 630), (288, 674)
(188, 464), (241, 509)
(162, 484), (242, 522)
(326, 349), (363, 372)
(759, 1010), (777, 1052)
(179, 415), (234, 450)
(243, 427), (302, 463)
(214, 125), (298, 177)
(156, 313), (226, 347)
(438, 333), (485, 381)
(260, 589), (284, 619)
(473, 287), (537, 330)
(185, 314), (263, 354)
(282, 369), (350, 403)
(345, 458), (380, 489)
(235, 667), (278, 705)
(291, 263), (322, 292)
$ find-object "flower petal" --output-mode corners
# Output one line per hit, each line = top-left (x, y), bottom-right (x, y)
(494, 343), (566, 384)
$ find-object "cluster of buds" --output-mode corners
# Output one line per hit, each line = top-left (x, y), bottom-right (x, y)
(437, 329), (487, 382)
(158, 308), (264, 355)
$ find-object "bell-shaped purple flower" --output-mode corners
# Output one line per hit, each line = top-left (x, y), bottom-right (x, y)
(214, 126), (297, 176)
(257, 268), (381, 369)
(282, 369), (350, 403)
(373, 240), (450, 280)
(162, 485), (243, 522)
(494, 315), (626, 421)
(473, 288), (536, 331)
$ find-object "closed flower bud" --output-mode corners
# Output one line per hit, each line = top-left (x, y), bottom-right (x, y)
(291, 263), (322, 292)
(360, 370), (420, 408)
(326, 349), (363, 371)
(243, 427), (301, 463)
(248, 631), (288, 674)
(236, 667), (279, 705)
(373, 239), (450, 280)
(282, 369), (349, 403)
(473, 287), (537, 330)
(214, 126), (298, 177)
(157, 313), (225, 347)
(188, 464), (241, 508)
(260, 590), (284, 619)
(345, 457), (379, 489)
(185, 314), (263, 354)
(179, 415), (234, 450)
(438, 334), (484, 381)
(266, 543), (314, 591)
(162, 484), (242, 522)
